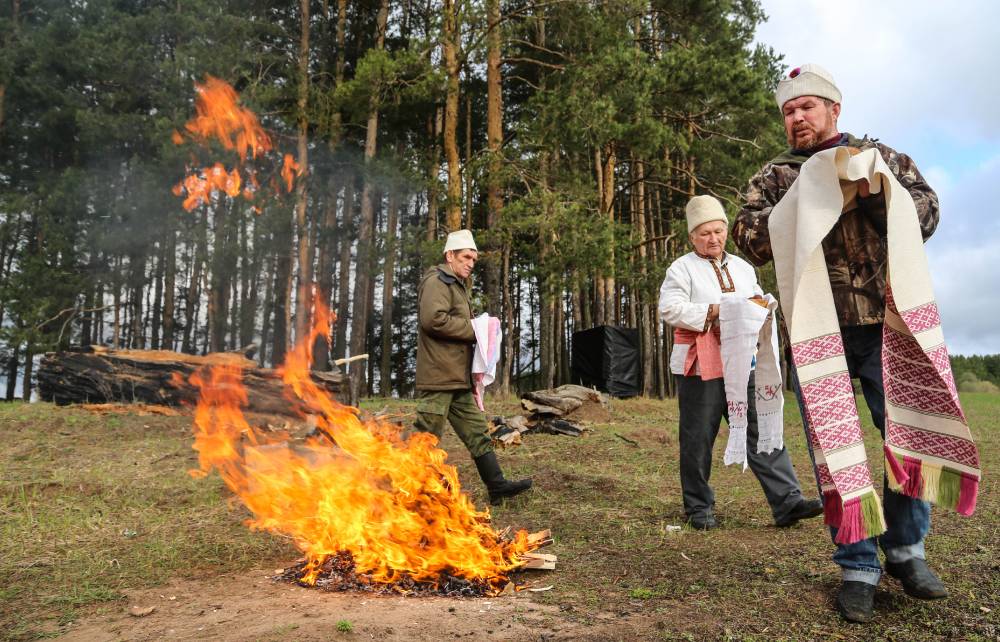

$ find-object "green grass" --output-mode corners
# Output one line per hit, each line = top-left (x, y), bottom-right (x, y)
(1, 392), (997, 641)
(0, 402), (296, 640)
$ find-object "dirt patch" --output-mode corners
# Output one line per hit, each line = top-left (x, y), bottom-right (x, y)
(617, 426), (672, 448)
(562, 402), (611, 424)
(51, 568), (660, 641)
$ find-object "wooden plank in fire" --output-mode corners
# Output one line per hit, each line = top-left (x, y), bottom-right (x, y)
(519, 551), (557, 570)
(526, 529), (553, 548)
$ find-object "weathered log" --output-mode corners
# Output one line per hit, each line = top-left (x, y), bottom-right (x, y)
(519, 398), (565, 417)
(521, 390), (583, 414)
(36, 347), (346, 419)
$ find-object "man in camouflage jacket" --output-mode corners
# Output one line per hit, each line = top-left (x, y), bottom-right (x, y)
(732, 64), (945, 624)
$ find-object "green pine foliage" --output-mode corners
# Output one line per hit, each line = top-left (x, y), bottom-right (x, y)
(0, 0), (845, 399)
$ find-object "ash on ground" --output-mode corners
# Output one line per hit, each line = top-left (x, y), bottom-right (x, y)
(275, 551), (508, 598)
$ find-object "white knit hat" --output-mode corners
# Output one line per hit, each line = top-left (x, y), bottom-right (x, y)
(443, 229), (478, 254)
(686, 195), (727, 233)
(775, 63), (842, 109)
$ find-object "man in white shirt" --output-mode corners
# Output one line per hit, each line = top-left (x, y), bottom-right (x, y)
(659, 195), (821, 530)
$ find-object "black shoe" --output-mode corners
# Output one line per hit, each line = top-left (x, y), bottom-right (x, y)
(473, 451), (532, 505)
(836, 581), (876, 623)
(885, 559), (949, 599)
(688, 515), (718, 531)
(774, 498), (824, 528)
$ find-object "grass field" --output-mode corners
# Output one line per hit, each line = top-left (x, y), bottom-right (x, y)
(1, 392), (997, 641)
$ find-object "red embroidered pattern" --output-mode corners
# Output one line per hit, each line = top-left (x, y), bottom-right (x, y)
(792, 333), (845, 366)
(886, 420), (979, 468)
(900, 301), (943, 334)
(832, 462), (875, 494)
(710, 261), (735, 293)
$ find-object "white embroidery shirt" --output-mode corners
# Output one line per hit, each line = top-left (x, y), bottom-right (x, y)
(658, 251), (763, 375)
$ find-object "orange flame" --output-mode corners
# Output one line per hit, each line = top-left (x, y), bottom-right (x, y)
(171, 163), (243, 211)
(188, 297), (536, 590)
(281, 153), (302, 192)
(182, 76), (272, 159)
(172, 76), (274, 211)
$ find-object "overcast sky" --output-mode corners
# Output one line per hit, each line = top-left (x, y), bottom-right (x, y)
(754, 0), (1000, 355)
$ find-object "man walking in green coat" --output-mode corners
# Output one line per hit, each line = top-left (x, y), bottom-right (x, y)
(414, 229), (532, 505)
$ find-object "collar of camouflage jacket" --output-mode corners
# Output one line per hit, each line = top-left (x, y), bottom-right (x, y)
(770, 132), (867, 166)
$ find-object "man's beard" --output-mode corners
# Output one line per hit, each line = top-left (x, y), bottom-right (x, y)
(788, 127), (824, 149)
(788, 117), (835, 150)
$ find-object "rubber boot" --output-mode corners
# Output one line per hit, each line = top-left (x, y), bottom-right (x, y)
(473, 451), (532, 505)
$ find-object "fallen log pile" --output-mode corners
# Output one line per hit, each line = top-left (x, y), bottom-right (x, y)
(489, 384), (609, 445)
(36, 346), (345, 419)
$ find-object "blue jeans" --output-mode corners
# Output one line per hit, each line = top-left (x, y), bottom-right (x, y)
(791, 324), (931, 585)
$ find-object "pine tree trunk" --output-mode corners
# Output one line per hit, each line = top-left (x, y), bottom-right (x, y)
(425, 107), (442, 243)
(442, 0), (462, 232)
(113, 255), (122, 349)
(259, 250), (276, 367)
(21, 342), (33, 400)
(162, 220), (177, 350)
(348, 0), (389, 402)
(314, 182), (339, 370)
(182, 216), (207, 354)
(379, 182), (400, 395)
(293, 0), (313, 343)
(593, 147), (606, 326)
(208, 203), (232, 353)
(602, 143), (617, 326)
(485, 0), (506, 392)
(5, 342), (18, 400)
(271, 227), (293, 367)
(334, 178), (355, 360)
(314, 0), (348, 370)
(151, 243), (164, 349)
(500, 241), (514, 395)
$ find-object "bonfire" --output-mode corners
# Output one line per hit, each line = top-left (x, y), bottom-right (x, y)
(174, 76), (549, 596)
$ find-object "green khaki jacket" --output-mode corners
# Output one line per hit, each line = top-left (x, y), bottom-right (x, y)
(415, 264), (476, 391)
(732, 133), (939, 327)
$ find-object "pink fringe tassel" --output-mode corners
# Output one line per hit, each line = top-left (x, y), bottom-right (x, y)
(884, 444), (909, 488)
(900, 456), (924, 497)
(834, 497), (865, 545)
(822, 490), (843, 528)
(957, 475), (979, 516)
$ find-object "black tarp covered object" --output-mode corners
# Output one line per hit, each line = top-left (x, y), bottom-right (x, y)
(571, 325), (640, 397)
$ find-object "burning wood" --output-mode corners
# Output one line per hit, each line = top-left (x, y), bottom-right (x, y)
(276, 527), (555, 597)
(184, 299), (551, 596)
(36, 347), (345, 419)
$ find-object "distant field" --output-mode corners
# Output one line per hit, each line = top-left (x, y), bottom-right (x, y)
(1, 393), (996, 641)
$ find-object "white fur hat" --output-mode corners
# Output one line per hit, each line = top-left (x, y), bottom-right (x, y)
(686, 195), (727, 233)
(775, 64), (842, 109)
(443, 229), (478, 254)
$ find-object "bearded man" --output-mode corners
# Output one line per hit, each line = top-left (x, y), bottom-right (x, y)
(732, 64), (980, 624)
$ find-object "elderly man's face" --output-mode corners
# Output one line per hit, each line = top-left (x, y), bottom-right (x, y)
(446, 248), (478, 279)
(782, 95), (840, 149)
(689, 221), (728, 259)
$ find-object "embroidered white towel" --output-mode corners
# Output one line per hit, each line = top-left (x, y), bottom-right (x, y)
(471, 313), (502, 411)
(720, 294), (784, 469)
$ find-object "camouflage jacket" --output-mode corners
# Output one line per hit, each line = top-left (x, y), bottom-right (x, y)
(732, 133), (939, 326)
